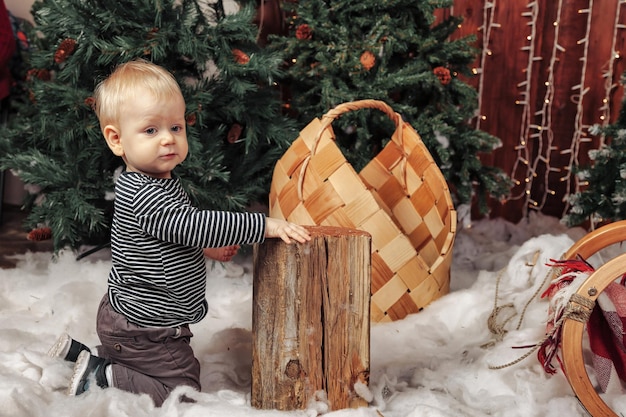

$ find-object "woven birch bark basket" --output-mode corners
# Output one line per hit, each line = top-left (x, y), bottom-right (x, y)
(269, 99), (457, 322)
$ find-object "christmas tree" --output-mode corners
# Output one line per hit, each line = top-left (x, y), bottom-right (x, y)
(0, 0), (296, 252)
(563, 73), (626, 228)
(268, 0), (510, 211)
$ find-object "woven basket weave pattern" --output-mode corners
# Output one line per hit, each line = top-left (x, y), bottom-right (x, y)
(269, 100), (456, 322)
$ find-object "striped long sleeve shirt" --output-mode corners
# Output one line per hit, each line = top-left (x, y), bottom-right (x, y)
(108, 172), (266, 327)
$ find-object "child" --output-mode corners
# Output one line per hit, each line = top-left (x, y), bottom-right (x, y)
(48, 59), (310, 406)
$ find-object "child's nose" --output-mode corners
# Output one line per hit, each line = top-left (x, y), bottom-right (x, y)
(161, 131), (176, 145)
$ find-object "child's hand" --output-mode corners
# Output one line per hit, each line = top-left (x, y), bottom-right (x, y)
(265, 218), (311, 244)
(203, 245), (240, 262)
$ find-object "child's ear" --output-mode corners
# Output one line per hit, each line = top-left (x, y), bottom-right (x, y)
(103, 125), (124, 156)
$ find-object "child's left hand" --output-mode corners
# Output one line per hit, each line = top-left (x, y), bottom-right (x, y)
(203, 245), (240, 262)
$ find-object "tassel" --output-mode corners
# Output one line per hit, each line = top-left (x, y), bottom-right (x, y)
(541, 256), (595, 299)
(546, 256), (594, 274)
(537, 317), (565, 375)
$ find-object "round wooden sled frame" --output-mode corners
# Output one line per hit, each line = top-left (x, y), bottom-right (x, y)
(559, 219), (626, 417)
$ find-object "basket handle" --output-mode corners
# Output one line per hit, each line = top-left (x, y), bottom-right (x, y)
(297, 100), (406, 201)
(313, 99), (403, 155)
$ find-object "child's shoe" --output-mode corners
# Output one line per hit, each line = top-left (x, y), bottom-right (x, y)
(67, 350), (110, 396)
(48, 333), (91, 362)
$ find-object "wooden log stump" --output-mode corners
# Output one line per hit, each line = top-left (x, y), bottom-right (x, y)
(251, 225), (371, 411)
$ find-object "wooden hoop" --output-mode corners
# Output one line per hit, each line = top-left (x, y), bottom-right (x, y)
(560, 220), (626, 417)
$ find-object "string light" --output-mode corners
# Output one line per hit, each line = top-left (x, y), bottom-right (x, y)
(560, 0), (593, 216)
(597, 0), (625, 146)
(508, 0), (540, 213)
(474, 0), (498, 131)
(504, 0), (626, 217)
(468, 1), (625, 218)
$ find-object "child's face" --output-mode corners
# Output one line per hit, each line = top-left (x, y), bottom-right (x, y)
(106, 90), (188, 179)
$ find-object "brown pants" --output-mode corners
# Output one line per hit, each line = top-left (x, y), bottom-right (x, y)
(96, 294), (201, 406)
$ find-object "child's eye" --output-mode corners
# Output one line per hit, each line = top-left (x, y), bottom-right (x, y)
(145, 127), (157, 135)
(172, 125), (183, 133)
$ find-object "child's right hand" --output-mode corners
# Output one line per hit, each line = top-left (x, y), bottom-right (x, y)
(265, 218), (311, 244)
(203, 245), (240, 262)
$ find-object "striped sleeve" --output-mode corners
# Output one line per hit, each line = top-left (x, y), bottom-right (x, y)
(133, 182), (266, 248)
(108, 173), (268, 327)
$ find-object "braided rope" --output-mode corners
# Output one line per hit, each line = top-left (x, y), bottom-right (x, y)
(488, 291), (595, 370)
(486, 250), (547, 343)
(514, 251), (547, 330)
(567, 293), (595, 322)
(485, 267), (516, 344)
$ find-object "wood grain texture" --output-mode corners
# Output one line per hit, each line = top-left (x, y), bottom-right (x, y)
(251, 225), (371, 411)
(437, 1), (626, 221)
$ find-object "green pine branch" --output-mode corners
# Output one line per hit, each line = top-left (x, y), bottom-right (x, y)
(268, 0), (510, 210)
(0, 0), (295, 252)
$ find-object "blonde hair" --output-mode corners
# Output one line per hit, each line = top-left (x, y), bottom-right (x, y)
(93, 59), (184, 129)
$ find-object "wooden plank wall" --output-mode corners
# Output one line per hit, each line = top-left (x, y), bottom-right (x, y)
(437, 0), (626, 223)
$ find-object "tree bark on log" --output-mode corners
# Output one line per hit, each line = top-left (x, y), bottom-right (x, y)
(251, 225), (371, 411)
